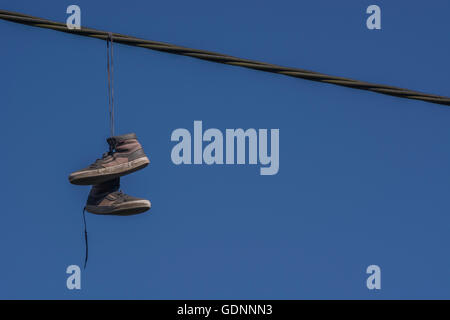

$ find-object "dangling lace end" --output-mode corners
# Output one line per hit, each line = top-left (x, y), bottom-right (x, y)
(82, 206), (88, 269)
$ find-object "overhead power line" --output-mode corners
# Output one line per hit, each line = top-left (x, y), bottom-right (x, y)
(1, 9), (449, 107)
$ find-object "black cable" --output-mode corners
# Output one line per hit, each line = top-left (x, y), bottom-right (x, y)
(0, 9), (449, 107)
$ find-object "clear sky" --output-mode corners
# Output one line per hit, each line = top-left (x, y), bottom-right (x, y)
(1, 0), (449, 299)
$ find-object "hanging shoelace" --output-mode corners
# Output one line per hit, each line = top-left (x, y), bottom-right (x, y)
(88, 152), (113, 168)
(82, 34), (116, 269)
(82, 207), (88, 269)
(107, 32), (115, 138)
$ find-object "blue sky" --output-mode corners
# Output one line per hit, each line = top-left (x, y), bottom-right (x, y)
(1, 0), (449, 299)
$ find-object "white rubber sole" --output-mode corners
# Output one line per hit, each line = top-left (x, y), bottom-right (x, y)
(69, 157), (150, 185)
(86, 200), (151, 215)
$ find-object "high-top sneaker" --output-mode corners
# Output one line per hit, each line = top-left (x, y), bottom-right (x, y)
(85, 178), (151, 215)
(69, 133), (149, 185)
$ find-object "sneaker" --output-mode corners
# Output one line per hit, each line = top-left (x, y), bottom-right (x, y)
(85, 178), (151, 215)
(69, 133), (149, 185)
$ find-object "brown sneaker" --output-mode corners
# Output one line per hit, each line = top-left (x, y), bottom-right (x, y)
(69, 133), (149, 185)
(85, 178), (151, 215)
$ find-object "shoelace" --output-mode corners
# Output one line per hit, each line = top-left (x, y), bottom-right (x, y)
(82, 190), (127, 269)
(80, 34), (116, 270)
(82, 207), (88, 269)
(88, 137), (118, 169)
(111, 190), (133, 203)
(107, 32), (115, 137)
(88, 151), (114, 168)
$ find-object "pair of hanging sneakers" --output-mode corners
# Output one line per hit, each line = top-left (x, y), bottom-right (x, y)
(68, 133), (151, 215)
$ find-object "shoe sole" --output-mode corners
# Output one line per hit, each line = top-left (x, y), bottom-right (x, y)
(86, 200), (151, 216)
(69, 157), (150, 185)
